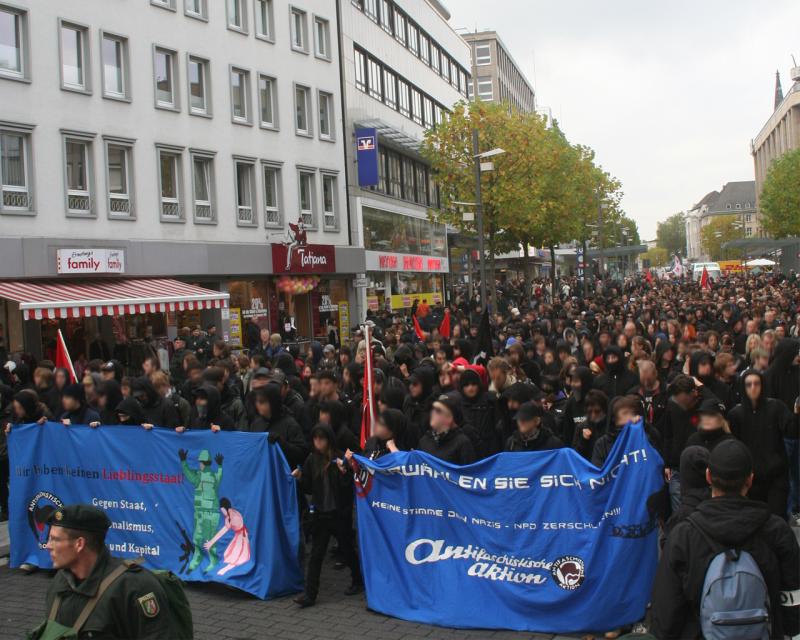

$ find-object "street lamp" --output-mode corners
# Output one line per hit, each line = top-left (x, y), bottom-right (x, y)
(472, 128), (506, 311)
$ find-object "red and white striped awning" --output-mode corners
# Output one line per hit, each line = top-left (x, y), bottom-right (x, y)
(0, 278), (229, 320)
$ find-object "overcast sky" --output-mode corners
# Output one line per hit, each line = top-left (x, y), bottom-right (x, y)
(447, 0), (799, 239)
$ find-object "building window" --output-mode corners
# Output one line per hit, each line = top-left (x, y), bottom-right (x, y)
(314, 16), (330, 59)
(184, 0), (207, 20)
(157, 147), (183, 220)
(298, 170), (315, 226)
(234, 159), (256, 225)
(60, 21), (90, 93)
(364, 0), (378, 22)
(379, 0), (392, 34)
(397, 78), (410, 117)
(441, 55), (450, 83)
(401, 157), (414, 200)
(294, 84), (310, 135)
(0, 5), (27, 80)
(387, 152), (401, 198)
(318, 91), (333, 140)
(735, 203), (741, 209)
(255, 0), (274, 40)
(745, 213), (752, 222)
(430, 44), (439, 74)
(262, 163), (281, 226)
(290, 7), (307, 52)
(419, 34), (430, 65)
(0, 129), (32, 212)
(475, 43), (491, 65)
(354, 48), (366, 91)
(393, 10), (406, 45)
(154, 47), (178, 109)
(745, 227), (753, 237)
(477, 77), (493, 101)
(101, 33), (128, 100)
(383, 68), (396, 109)
(227, 0), (247, 32)
(191, 154), (215, 222)
(151, 0), (176, 9)
(258, 74), (277, 129)
(368, 57), (382, 100)
(407, 23), (418, 56)
(104, 141), (133, 217)
(64, 137), (93, 215)
(187, 55), (210, 115)
(415, 163), (427, 204)
(423, 96), (433, 127)
(322, 173), (337, 230)
(411, 87), (422, 125)
(230, 67), (251, 124)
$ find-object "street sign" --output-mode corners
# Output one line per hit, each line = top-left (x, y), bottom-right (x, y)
(353, 277), (370, 288)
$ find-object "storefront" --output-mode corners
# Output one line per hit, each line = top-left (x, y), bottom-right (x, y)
(362, 206), (448, 312)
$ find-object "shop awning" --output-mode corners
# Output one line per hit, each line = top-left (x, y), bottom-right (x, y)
(0, 278), (229, 320)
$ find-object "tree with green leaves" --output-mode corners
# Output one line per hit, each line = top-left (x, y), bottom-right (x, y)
(642, 247), (669, 268)
(700, 215), (743, 260)
(656, 213), (686, 256)
(760, 148), (800, 237)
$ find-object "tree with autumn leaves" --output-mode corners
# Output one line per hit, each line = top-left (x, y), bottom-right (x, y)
(422, 101), (626, 308)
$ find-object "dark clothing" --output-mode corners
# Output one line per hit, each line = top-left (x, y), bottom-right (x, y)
(729, 391), (791, 517)
(663, 487), (709, 537)
(59, 405), (101, 426)
(418, 428), (476, 465)
(684, 427), (733, 452)
(571, 416), (607, 461)
(169, 348), (189, 385)
(651, 495), (799, 639)
(504, 426), (564, 452)
(628, 382), (668, 428)
(219, 385), (247, 430)
(186, 385), (235, 431)
(764, 337), (800, 439)
(304, 511), (360, 601)
(131, 378), (180, 429)
(660, 398), (701, 469)
(248, 413), (306, 469)
(43, 548), (172, 639)
(593, 346), (638, 400)
(459, 391), (498, 458)
(592, 422), (662, 467)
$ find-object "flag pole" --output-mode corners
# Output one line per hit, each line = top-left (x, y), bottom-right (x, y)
(57, 329), (78, 383)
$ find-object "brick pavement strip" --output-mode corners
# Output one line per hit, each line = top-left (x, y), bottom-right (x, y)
(0, 557), (566, 640)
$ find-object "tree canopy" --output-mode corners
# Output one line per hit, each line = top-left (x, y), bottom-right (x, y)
(656, 212), (686, 256)
(700, 215), (743, 260)
(760, 148), (800, 238)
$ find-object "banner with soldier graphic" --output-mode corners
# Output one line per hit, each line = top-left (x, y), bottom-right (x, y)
(8, 422), (302, 599)
(353, 420), (664, 632)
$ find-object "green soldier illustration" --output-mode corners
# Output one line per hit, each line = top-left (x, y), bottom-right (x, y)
(179, 448), (223, 573)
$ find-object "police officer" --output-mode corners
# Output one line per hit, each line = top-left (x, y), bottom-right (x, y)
(32, 503), (171, 639)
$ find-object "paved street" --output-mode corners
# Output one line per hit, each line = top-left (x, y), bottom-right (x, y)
(0, 521), (565, 640)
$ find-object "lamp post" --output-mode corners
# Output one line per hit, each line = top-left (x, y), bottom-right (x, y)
(471, 128), (505, 311)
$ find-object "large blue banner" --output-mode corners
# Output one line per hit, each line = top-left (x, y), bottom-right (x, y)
(9, 422), (302, 600)
(354, 421), (663, 633)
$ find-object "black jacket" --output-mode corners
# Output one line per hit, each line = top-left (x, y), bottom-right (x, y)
(187, 385), (235, 431)
(504, 426), (564, 452)
(458, 389), (497, 458)
(729, 382), (791, 517)
(418, 428), (476, 465)
(130, 378), (180, 428)
(651, 495), (799, 639)
(249, 413), (306, 468)
(684, 427), (733, 452)
(628, 381), (668, 427)
(591, 422), (662, 467)
(561, 366), (594, 445)
(764, 337), (800, 439)
(571, 416), (607, 461)
(593, 346), (638, 400)
(297, 423), (352, 512)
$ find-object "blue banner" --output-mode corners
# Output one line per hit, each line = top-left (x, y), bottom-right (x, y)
(354, 421), (663, 633)
(355, 127), (379, 187)
(9, 423), (302, 600)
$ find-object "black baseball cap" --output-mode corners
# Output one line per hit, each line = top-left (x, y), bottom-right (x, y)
(432, 394), (463, 426)
(708, 439), (752, 482)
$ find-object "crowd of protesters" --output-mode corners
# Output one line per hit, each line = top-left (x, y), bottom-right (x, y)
(1, 269), (799, 636)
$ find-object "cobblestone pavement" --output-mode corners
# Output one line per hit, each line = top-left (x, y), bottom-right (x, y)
(0, 552), (567, 640)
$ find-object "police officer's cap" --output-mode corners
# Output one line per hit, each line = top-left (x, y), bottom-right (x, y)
(47, 504), (111, 533)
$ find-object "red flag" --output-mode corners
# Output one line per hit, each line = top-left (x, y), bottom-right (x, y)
(412, 314), (426, 341)
(360, 324), (376, 449)
(700, 266), (710, 290)
(56, 329), (77, 383)
(645, 269), (653, 285)
(439, 309), (451, 339)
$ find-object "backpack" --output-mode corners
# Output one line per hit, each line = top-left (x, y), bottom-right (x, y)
(128, 560), (194, 640)
(687, 515), (770, 640)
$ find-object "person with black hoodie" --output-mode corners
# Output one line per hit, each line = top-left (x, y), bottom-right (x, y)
(689, 350), (735, 413)
(317, 399), (360, 458)
(593, 346), (638, 401)
(628, 360), (668, 429)
(505, 401), (564, 452)
(94, 379), (124, 425)
(496, 382), (539, 444)
(663, 445), (710, 538)
(457, 368), (498, 458)
(292, 423), (362, 607)
(652, 439), (799, 638)
(764, 337), (800, 520)
(418, 395), (476, 465)
(728, 369), (791, 517)
(58, 384), (101, 425)
(592, 395), (661, 467)
(684, 398), (733, 452)
(187, 385), (235, 431)
(571, 389), (608, 461)
(402, 368), (434, 446)
(561, 366), (594, 446)
(129, 377), (180, 429)
(654, 341), (678, 384)
(352, 408), (409, 460)
(113, 397), (148, 427)
(246, 385), (306, 468)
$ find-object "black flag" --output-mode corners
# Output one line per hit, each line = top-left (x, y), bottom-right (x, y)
(473, 309), (494, 365)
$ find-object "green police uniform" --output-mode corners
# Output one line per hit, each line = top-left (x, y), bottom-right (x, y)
(31, 504), (172, 640)
(181, 449), (222, 572)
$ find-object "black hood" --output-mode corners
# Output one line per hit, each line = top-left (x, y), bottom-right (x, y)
(380, 380), (407, 410)
(409, 364), (436, 399)
(274, 352), (298, 377)
(739, 368), (765, 410)
(691, 495), (771, 546)
(130, 377), (161, 408)
(501, 382), (539, 404)
(194, 384), (222, 419)
(770, 337), (799, 371)
(654, 342), (675, 368)
(98, 380), (123, 414)
(603, 346), (625, 374)
(13, 390), (40, 420)
(115, 397), (147, 425)
(379, 408), (409, 448)
(678, 445), (709, 494)
(255, 384), (284, 420)
(572, 366), (594, 402)
(689, 350), (713, 381)
(310, 421), (337, 450)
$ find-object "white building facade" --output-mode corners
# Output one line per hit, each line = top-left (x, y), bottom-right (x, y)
(339, 0), (470, 317)
(0, 0), (361, 357)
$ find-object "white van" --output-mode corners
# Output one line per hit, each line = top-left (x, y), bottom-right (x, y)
(692, 262), (722, 281)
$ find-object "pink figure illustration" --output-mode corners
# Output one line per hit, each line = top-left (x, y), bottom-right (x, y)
(203, 497), (251, 576)
(284, 219), (308, 270)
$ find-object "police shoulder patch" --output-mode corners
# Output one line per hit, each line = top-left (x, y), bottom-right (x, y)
(137, 592), (160, 618)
